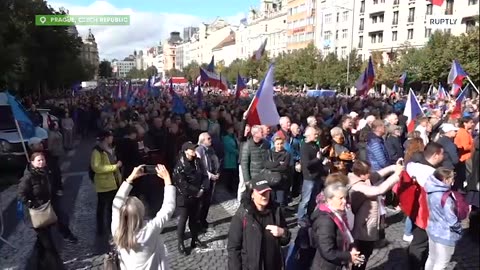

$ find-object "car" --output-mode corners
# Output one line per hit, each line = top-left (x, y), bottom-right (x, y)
(0, 92), (51, 170)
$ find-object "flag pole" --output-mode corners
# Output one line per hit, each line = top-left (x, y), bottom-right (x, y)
(14, 120), (30, 163)
(466, 76), (479, 94)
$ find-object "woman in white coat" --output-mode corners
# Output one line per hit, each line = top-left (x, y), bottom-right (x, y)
(112, 164), (176, 270)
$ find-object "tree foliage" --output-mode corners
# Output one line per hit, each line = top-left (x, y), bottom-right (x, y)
(125, 66), (159, 79)
(0, 0), (96, 96)
(99, 60), (112, 78)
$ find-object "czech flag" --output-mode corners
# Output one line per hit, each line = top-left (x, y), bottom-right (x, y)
(199, 67), (228, 91)
(437, 83), (449, 100)
(447, 59), (467, 87)
(251, 38), (268, 61)
(392, 84), (399, 93)
(451, 83), (462, 97)
(397, 72), (407, 87)
(245, 64), (280, 126)
(355, 57), (375, 96)
(450, 86), (467, 119)
(403, 88), (423, 132)
(236, 73), (246, 101)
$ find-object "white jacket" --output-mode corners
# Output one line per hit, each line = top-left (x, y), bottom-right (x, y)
(111, 182), (176, 270)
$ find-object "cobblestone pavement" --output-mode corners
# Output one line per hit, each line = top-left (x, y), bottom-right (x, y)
(0, 137), (478, 270)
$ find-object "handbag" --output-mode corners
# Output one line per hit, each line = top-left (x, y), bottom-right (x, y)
(262, 151), (283, 187)
(28, 200), (57, 228)
(104, 249), (120, 270)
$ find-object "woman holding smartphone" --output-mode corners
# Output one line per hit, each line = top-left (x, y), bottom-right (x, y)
(111, 164), (176, 270)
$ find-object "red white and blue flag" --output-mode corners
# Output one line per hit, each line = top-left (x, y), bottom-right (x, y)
(236, 73), (246, 101)
(207, 56), (215, 72)
(397, 72), (407, 87)
(355, 57), (375, 96)
(437, 83), (449, 100)
(245, 64), (280, 126)
(199, 67), (228, 90)
(403, 88), (423, 132)
(451, 83), (462, 97)
(450, 86), (467, 119)
(447, 59), (467, 87)
(251, 38), (268, 61)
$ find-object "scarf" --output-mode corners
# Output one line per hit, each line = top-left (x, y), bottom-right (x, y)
(317, 203), (354, 251)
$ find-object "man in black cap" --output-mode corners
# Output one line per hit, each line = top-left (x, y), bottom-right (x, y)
(173, 141), (208, 255)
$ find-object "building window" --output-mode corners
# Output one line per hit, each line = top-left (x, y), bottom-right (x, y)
(407, 29), (414, 39)
(336, 30), (339, 39)
(466, 20), (477, 32)
(426, 4), (433, 15)
(341, 46), (347, 57)
(325, 13), (332, 24)
(324, 31), (331, 40)
(265, 24), (268, 32)
(425, 28), (432, 37)
(408, 8), (415, 22)
(371, 34), (377, 43)
(373, 0), (378, 4)
(392, 31), (398, 41)
(342, 29), (348, 39)
(372, 16), (378, 24)
(394, 0), (400, 4)
(335, 47), (339, 55)
(360, 0), (365, 13)
(359, 36), (363, 48)
(343, 11), (348, 22)
(381, 0), (385, 2)
(393, 11), (399, 25)
(360, 18), (364, 30)
(469, 0), (478, 5)
(445, 0), (454, 14)
(337, 12), (340, 22)
(379, 14), (384, 22)
(378, 33), (383, 43)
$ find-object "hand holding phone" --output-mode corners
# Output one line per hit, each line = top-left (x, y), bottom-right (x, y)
(144, 165), (157, 174)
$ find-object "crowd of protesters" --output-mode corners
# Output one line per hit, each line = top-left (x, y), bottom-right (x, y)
(17, 86), (479, 270)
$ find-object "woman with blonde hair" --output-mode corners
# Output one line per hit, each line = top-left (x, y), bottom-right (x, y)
(111, 164), (176, 270)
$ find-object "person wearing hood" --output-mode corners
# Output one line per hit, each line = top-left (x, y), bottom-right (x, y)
(227, 174), (291, 270)
(424, 168), (462, 270)
(18, 152), (64, 270)
(172, 142), (207, 256)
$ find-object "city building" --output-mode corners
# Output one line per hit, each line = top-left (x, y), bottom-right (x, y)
(236, 0), (288, 59)
(133, 50), (147, 70)
(143, 43), (164, 78)
(315, 0), (355, 58)
(350, 0), (479, 61)
(183, 26), (200, 42)
(80, 29), (100, 80)
(175, 43), (185, 70)
(162, 32), (183, 71)
(286, 0), (316, 51)
(212, 30), (236, 67)
(111, 59), (135, 78)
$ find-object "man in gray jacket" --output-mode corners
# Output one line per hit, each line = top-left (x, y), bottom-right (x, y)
(239, 125), (270, 199)
(196, 132), (220, 230)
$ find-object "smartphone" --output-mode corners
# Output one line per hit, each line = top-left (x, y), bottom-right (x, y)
(144, 165), (157, 175)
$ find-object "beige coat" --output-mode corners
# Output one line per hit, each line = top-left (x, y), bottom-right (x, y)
(347, 165), (400, 241)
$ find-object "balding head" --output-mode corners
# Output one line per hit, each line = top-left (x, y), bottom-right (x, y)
(291, 123), (300, 136)
(366, 115), (376, 126)
(304, 126), (318, 143)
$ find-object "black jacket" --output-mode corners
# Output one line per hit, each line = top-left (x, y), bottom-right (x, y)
(18, 165), (60, 208)
(311, 209), (351, 270)
(264, 149), (291, 189)
(241, 138), (270, 183)
(115, 137), (143, 179)
(300, 141), (325, 181)
(437, 136), (459, 170)
(385, 135), (404, 164)
(227, 199), (291, 270)
(172, 153), (206, 207)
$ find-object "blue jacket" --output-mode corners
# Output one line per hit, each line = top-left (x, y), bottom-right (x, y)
(290, 135), (303, 164)
(366, 132), (390, 171)
(424, 175), (462, 247)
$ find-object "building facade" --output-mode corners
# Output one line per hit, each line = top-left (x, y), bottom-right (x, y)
(183, 26), (200, 42)
(315, 0), (355, 58)
(143, 44), (164, 78)
(236, 0), (288, 59)
(351, 0), (479, 61)
(162, 32), (183, 71)
(111, 59), (135, 78)
(286, 0), (316, 51)
(80, 29), (100, 80)
(212, 31), (237, 67)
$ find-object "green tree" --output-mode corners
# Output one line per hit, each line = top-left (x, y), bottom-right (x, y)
(145, 66), (158, 77)
(98, 60), (112, 78)
(183, 61), (200, 82)
(165, 68), (184, 77)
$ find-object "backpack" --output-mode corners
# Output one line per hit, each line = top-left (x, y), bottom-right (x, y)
(441, 190), (469, 220)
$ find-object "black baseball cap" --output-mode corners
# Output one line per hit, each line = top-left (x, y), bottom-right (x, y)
(181, 141), (197, 151)
(251, 174), (272, 194)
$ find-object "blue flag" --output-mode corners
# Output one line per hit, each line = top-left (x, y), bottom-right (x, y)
(7, 93), (35, 138)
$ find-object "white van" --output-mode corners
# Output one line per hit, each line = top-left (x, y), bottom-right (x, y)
(0, 92), (49, 168)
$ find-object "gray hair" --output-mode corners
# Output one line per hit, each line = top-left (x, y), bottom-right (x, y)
(330, 127), (344, 138)
(279, 116), (290, 125)
(251, 125), (262, 135)
(198, 132), (210, 145)
(323, 182), (348, 201)
(307, 116), (316, 125)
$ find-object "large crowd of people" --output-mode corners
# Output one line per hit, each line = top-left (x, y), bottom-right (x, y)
(17, 86), (479, 270)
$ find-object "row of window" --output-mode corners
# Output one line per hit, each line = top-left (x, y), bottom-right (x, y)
(287, 32), (315, 43)
(288, 0), (316, 15)
(357, 28), (439, 47)
(322, 46), (348, 57)
(324, 11), (349, 24)
(323, 29), (348, 41)
(288, 17), (316, 29)
(358, 0), (476, 14)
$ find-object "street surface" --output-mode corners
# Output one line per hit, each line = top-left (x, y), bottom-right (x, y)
(0, 138), (478, 270)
